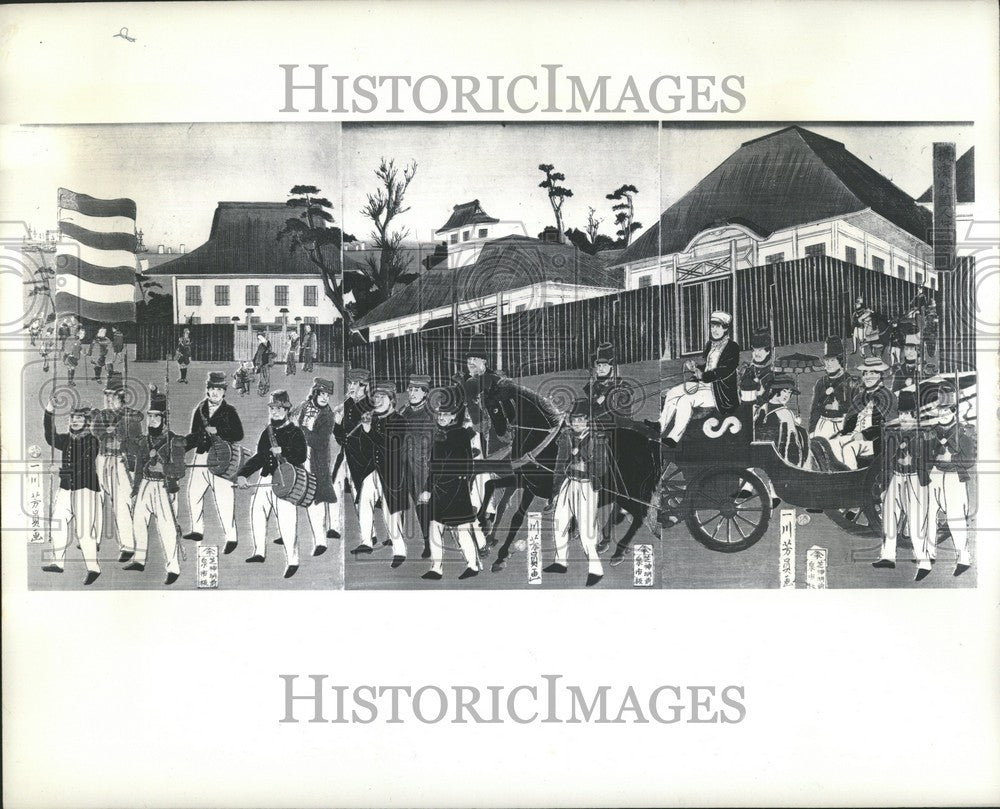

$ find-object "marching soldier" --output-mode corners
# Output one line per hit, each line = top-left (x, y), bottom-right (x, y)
(349, 381), (408, 567)
(39, 325), (55, 373)
(42, 395), (102, 585)
(63, 326), (86, 386)
(926, 382), (975, 576)
(294, 377), (341, 555)
(92, 371), (139, 562)
(237, 390), (308, 578)
(808, 336), (857, 456)
(546, 399), (610, 587)
(834, 356), (897, 469)
(126, 386), (183, 584)
(659, 310), (741, 447)
(301, 324), (316, 372)
(183, 371), (244, 554)
(418, 396), (482, 580)
(333, 368), (374, 536)
(57, 315), (74, 352)
(27, 316), (41, 347)
(874, 391), (933, 580)
(398, 373), (436, 558)
(175, 328), (193, 384)
(89, 326), (110, 381)
(738, 328), (774, 406)
(584, 342), (634, 425)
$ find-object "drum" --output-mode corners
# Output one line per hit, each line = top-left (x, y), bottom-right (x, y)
(206, 439), (253, 482)
(270, 462), (316, 508)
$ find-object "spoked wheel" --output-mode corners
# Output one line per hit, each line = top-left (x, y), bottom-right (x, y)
(682, 466), (770, 553)
(647, 462), (686, 534)
(825, 464), (884, 536)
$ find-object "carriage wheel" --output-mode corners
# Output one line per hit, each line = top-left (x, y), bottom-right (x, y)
(647, 462), (686, 533)
(682, 466), (770, 553)
(825, 464), (883, 536)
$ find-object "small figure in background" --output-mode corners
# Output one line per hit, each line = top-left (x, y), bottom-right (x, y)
(175, 327), (192, 384)
(233, 359), (254, 397)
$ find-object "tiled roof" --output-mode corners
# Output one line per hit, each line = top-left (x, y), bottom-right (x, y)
(435, 200), (500, 234)
(619, 126), (933, 265)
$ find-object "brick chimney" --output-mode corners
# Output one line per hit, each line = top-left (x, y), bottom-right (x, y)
(932, 142), (957, 272)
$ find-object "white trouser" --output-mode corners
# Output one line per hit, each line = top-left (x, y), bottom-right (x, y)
(186, 455), (238, 545)
(554, 478), (603, 576)
(358, 471), (406, 557)
(132, 480), (181, 574)
(852, 326), (865, 351)
(250, 477), (300, 568)
(306, 499), (341, 551)
(49, 488), (102, 572)
(881, 473), (930, 567)
(928, 470), (971, 565)
(429, 521), (481, 574)
(659, 382), (716, 441)
(811, 417), (846, 461)
(469, 432), (495, 517)
(96, 454), (134, 552)
(834, 435), (874, 470)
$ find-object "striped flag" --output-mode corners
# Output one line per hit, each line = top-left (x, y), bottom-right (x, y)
(55, 188), (138, 322)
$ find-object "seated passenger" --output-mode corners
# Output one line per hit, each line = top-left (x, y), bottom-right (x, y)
(738, 327), (774, 406)
(659, 310), (740, 447)
(754, 374), (808, 467)
(833, 356), (897, 469)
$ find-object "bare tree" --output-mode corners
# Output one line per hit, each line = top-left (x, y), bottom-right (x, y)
(538, 163), (573, 244)
(606, 183), (642, 246)
(358, 158), (419, 305)
(585, 206), (604, 245)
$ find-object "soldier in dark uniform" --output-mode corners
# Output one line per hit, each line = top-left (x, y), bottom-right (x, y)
(237, 390), (308, 578)
(301, 325), (317, 372)
(397, 373), (435, 559)
(583, 342), (634, 425)
(851, 297), (867, 354)
(106, 326), (126, 383)
(42, 395), (102, 585)
(890, 323), (924, 395)
(39, 325), (55, 373)
(63, 326), (86, 386)
(333, 368), (373, 539)
(127, 386), (184, 584)
(874, 391), (933, 580)
(294, 377), (340, 554)
(738, 328), (774, 406)
(89, 326), (110, 381)
(418, 395), (482, 581)
(927, 381), (975, 575)
(808, 336), (857, 463)
(462, 336), (503, 529)
(349, 381), (409, 567)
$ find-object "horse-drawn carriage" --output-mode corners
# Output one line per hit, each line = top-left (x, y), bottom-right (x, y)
(654, 403), (884, 552)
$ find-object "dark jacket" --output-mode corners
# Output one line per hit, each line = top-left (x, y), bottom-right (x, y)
(809, 371), (856, 432)
(755, 404), (807, 467)
(552, 427), (611, 507)
(301, 331), (316, 357)
(253, 340), (272, 369)
(890, 360), (923, 394)
(583, 374), (634, 423)
(333, 396), (375, 492)
(398, 400), (436, 498)
(130, 428), (185, 497)
(237, 420), (307, 479)
(186, 399), (244, 454)
(463, 370), (505, 454)
(739, 359), (773, 405)
(295, 400), (337, 502)
(44, 411), (100, 492)
(931, 422), (975, 483)
(841, 384), (897, 458)
(365, 410), (409, 515)
(424, 423), (478, 526)
(175, 337), (192, 366)
(882, 425), (933, 487)
(696, 338), (741, 414)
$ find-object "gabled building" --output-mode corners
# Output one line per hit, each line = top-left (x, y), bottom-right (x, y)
(147, 202), (339, 326)
(616, 126), (936, 291)
(434, 199), (526, 270)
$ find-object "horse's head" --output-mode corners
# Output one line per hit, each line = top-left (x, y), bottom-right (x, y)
(484, 379), (562, 438)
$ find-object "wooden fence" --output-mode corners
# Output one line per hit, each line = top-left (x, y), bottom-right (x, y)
(348, 255), (977, 383)
(135, 322), (344, 364)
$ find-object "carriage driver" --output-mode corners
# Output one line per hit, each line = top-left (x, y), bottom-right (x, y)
(184, 371), (244, 554)
(237, 390), (308, 579)
(659, 310), (741, 447)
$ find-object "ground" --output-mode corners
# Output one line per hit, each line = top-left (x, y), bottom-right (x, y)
(16, 337), (976, 590)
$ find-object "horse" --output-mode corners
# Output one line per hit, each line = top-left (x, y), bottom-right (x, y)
(475, 378), (662, 571)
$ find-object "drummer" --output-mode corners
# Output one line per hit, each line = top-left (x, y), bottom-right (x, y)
(92, 371), (138, 563)
(183, 371), (244, 555)
(237, 390), (308, 579)
(126, 386), (183, 585)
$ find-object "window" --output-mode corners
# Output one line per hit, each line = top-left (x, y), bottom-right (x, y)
(185, 285), (201, 306)
(515, 304), (526, 312)
(929, 277), (936, 289)
(845, 246), (857, 265)
(404, 329), (413, 335)
(804, 243), (826, 257)
(450, 233), (458, 245)
(249, 316), (261, 324)
(274, 285), (289, 306)
(214, 316), (230, 324)
(304, 285), (318, 306)
(478, 228), (488, 238)
(637, 275), (652, 288)
(765, 252), (784, 265)
(897, 265), (906, 279)
(187, 317), (202, 325)
(386, 332), (395, 339)
(245, 285), (259, 306)
(214, 285), (230, 306)
(872, 256), (885, 273)
(304, 316), (318, 324)
(462, 230), (470, 241)
(273, 316), (285, 324)
(915, 272), (924, 285)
